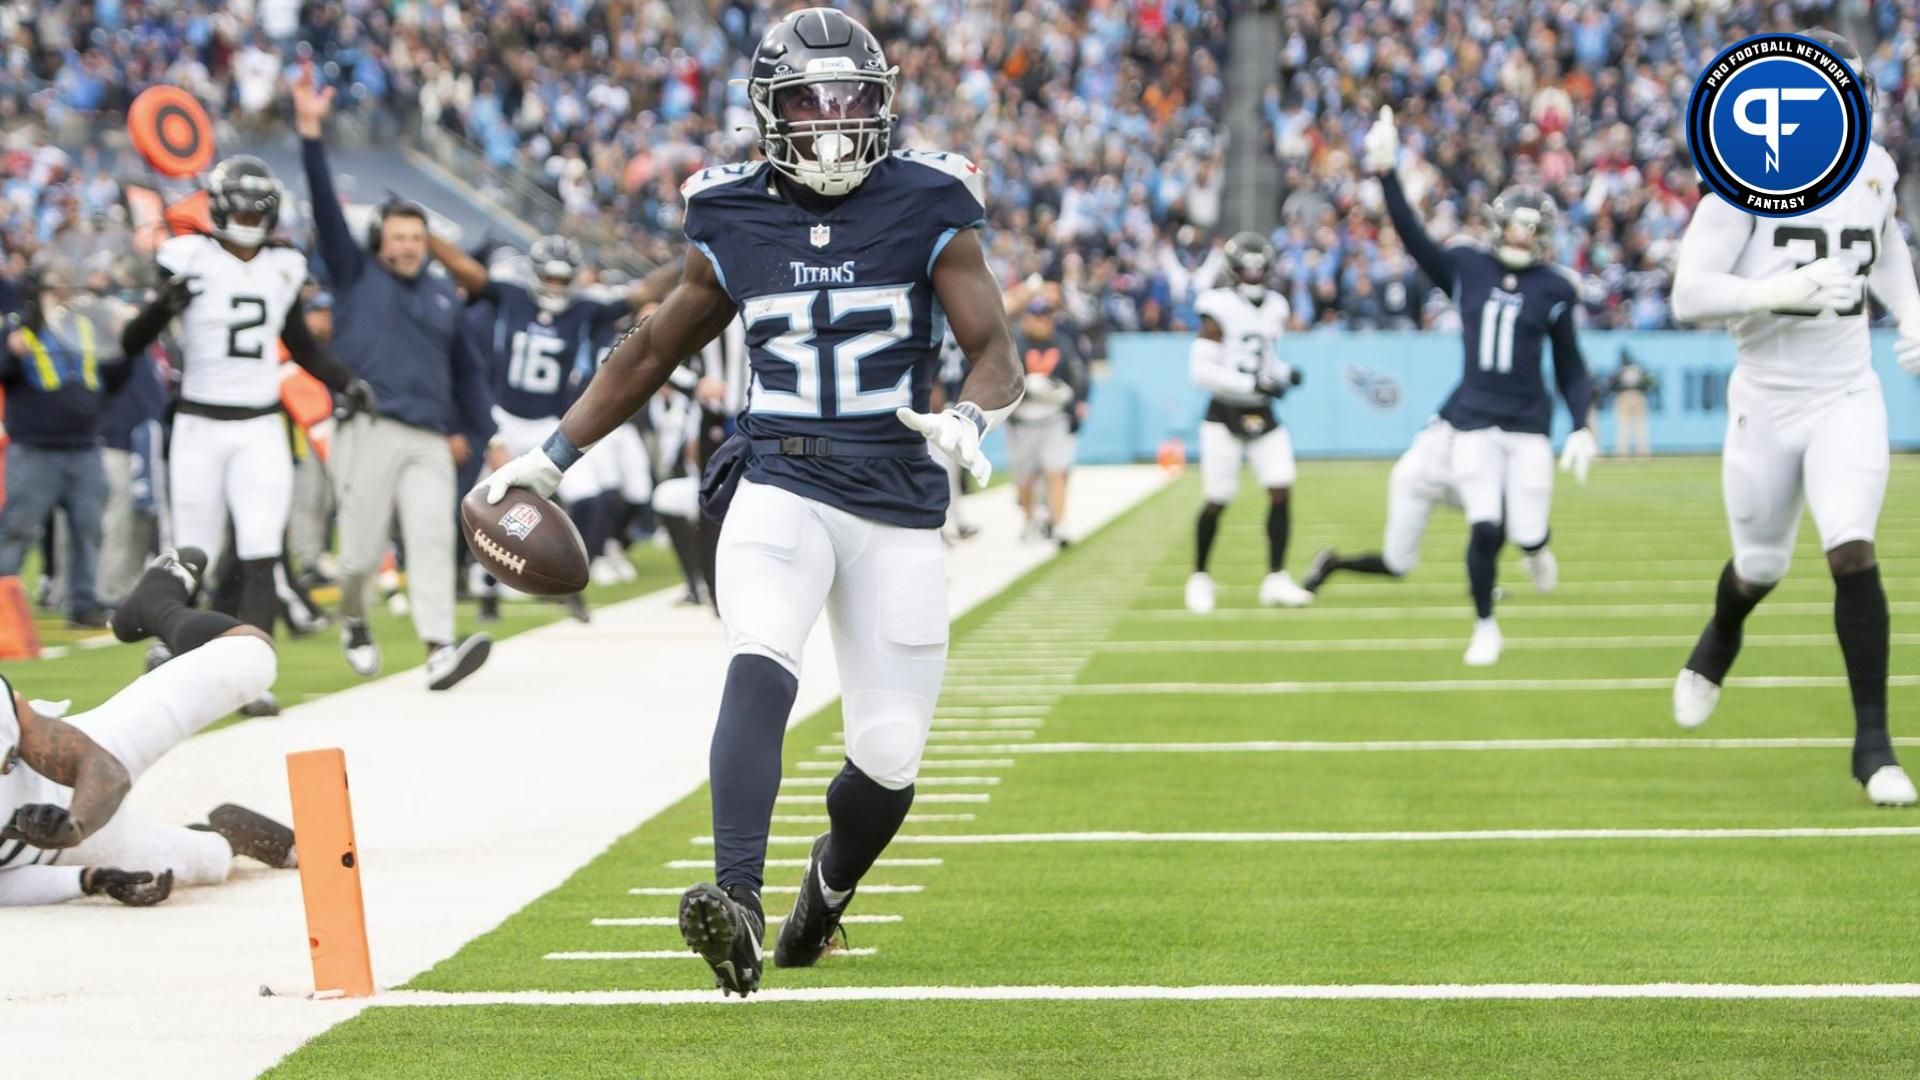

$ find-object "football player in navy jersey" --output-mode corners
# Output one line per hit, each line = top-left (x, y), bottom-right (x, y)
(1365, 107), (1598, 666)
(484, 7), (1023, 996)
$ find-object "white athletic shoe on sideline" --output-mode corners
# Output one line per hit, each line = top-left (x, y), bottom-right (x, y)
(1672, 669), (1720, 730)
(1185, 572), (1216, 615)
(1259, 571), (1314, 608)
(590, 556), (623, 587)
(1463, 618), (1502, 666)
(1522, 548), (1559, 594)
(1865, 765), (1918, 807)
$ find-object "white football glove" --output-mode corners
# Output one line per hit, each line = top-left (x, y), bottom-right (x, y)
(481, 446), (564, 504)
(1754, 257), (1862, 314)
(1558, 427), (1597, 485)
(897, 406), (991, 487)
(1363, 105), (1399, 175)
(1896, 331), (1920, 376)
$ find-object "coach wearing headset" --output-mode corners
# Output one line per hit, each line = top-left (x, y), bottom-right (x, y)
(294, 66), (495, 691)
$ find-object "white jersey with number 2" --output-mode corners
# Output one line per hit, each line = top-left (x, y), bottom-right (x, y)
(156, 234), (308, 408)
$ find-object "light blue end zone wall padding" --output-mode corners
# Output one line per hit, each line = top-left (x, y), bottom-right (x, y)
(979, 329), (1920, 465)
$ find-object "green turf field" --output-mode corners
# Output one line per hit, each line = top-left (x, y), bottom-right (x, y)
(0, 546), (682, 722)
(266, 456), (1920, 1078)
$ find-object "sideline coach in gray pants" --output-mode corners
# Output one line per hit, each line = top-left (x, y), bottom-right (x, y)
(295, 66), (494, 691)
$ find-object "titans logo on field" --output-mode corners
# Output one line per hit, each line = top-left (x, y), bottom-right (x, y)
(1687, 32), (1870, 217)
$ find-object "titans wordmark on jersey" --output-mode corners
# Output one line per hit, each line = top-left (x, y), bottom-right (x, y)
(478, 280), (629, 420)
(681, 149), (987, 528)
(156, 234), (308, 409)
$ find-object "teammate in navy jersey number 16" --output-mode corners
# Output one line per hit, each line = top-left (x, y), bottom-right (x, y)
(1365, 106), (1598, 667)
(480, 7), (1023, 997)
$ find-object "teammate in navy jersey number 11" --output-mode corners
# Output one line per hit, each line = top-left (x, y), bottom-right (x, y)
(1365, 106), (1598, 666)
(482, 6), (1024, 996)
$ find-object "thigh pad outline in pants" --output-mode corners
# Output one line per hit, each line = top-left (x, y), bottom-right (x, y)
(167, 413), (234, 558)
(1498, 431), (1555, 550)
(1722, 386), (1806, 586)
(716, 480), (836, 677)
(225, 415), (295, 561)
(1449, 427), (1505, 526)
(1803, 380), (1889, 552)
(826, 513), (947, 790)
(1246, 425), (1297, 490)
(1199, 422), (1247, 504)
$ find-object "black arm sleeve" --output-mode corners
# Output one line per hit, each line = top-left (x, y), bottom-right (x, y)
(1380, 171), (1458, 295)
(280, 297), (356, 392)
(119, 292), (176, 359)
(1549, 304), (1594, 428)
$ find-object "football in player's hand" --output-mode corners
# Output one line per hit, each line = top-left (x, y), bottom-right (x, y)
(460, 486), (589, 596)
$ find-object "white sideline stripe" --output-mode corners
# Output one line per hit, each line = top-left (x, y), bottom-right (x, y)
(1099, 634), (1920, 654)
(544, 949), (878, 961)
(798, 758), (1014, 769)
(781, 776), (1002, 788)
(368, 982), (1920, 1007)
(1133, 602), (1920, 621)
(921, 737), (1920, 755)
(592, 915), (903, 926)
(1067, 676), (1920, 696)
(770, 813), (975, 824)
(864, 828), (1920, 846)
(628, 885), (925, 896)
(775, 793), (989, 805)
(663, 858), (943, 869)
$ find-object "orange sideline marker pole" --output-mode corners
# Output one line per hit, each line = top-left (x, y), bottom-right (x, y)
(286, 749), (374, 997)
(0, 577), (41, 660)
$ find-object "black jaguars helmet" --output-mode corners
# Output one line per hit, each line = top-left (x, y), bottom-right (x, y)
(1223, 231), (1275, 300)
(1803, 28), (1877, 108)
(1488, 185), (1557, 269)
(748, 7), (897, 197)
(529, 234), (584, 315)
(206, 154), (282, 250)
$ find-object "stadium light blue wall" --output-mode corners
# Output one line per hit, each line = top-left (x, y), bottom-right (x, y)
(987, 330), (1920, 465)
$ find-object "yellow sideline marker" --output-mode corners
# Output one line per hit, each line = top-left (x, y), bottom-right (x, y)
(287, 749), (374, 998)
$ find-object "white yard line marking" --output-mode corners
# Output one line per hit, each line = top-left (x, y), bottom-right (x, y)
(927, 729), (1037, 741)
(914, 737), (1920, 755)
(933, 717), (1046, 728)
(1132, 602), (1920, 621)
(1066, 676), (1920, 696)
(770, 813), (975, 824)
(663, 858), (943, 870)
(774, 793), (990, 805)
(1099, 634), (1920, 653)
(628, 885), (925, 896)
(592, 915), (903, 926)
(778, 776), (1002, 789)
(544, 949), (878, 961)
(934, 706), (1059, 717)
(863, 828), (1920, 845)
(370, 982), (1920, 1007)
(802, 757), (1013, 769)
(1144, 579), (1920, 597)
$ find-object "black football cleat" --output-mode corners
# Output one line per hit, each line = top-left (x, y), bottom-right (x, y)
(207, 803), (298, 868)
(1301, 549), (1337, 593)
(774, 833), (852, 969)
(111, 547), (210, 643)
(679, 882), (765, 997)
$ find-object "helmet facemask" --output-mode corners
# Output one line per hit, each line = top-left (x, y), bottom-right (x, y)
(1223, 233), (1275, 302)
(529, 236), (581, 315)
(208, 160), (282, 251)
(1489, 188), (1556, 270)
(753, 69), (895, 197)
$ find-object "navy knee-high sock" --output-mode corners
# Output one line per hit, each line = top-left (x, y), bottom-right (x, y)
(1835, 565), (1893, 781)
(1466, 521), (1503, 619)
(1687, 561), (1773, 684)
(820, 761), (915, 893)
(710, 655), (799, 894)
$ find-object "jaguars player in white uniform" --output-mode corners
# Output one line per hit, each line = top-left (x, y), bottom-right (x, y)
(1303, 417), (1464, 591)
(0, 549), (296, 906)
(1669, 28), (1920, 807)
(120, 156), (373, 714)
(484, 8), (1024, 996)
(1186, 232), (1312, 613)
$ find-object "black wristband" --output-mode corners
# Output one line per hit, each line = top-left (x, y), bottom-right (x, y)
(541, 429), (585, 470)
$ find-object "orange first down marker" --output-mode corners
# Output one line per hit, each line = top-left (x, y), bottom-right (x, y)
(286, 749), (374, 997)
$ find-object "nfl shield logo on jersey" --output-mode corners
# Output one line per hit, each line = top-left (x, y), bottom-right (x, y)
(500, 503), (543, 541)
(810, 223), (830, 248)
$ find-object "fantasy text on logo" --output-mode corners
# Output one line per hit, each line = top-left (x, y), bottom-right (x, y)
(1686, 33), (1870, 217)
(791, 261), (858, 287)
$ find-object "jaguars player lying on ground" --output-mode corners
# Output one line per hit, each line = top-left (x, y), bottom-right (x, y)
(1185, 231), (1312, 613)
(119, 155), (375, 716)
(0, 549), (297, 906)
(484, 7), (1024, 997)
(1365, 106), (1597, 666)
(1668, 28), (1920, 807)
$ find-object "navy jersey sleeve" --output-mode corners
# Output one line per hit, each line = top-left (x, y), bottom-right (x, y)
(1381, 171), (1459, 296)
(680, 163), (764, 301)
(892, 150), (988, 272)
(1547, 289), (1593, 428)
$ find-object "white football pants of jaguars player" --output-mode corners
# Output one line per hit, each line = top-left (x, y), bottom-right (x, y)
(0, 634), (275, 905)
(718, 480), (947, 789)
(1382, 421), (1464, 575)
(1451, 426), (1554, 548)
(1199, 421), (1297, 503)
(1723, 369), (1888, 586)
(168, 412), (294, 561)
(580, 423), (655, 505)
